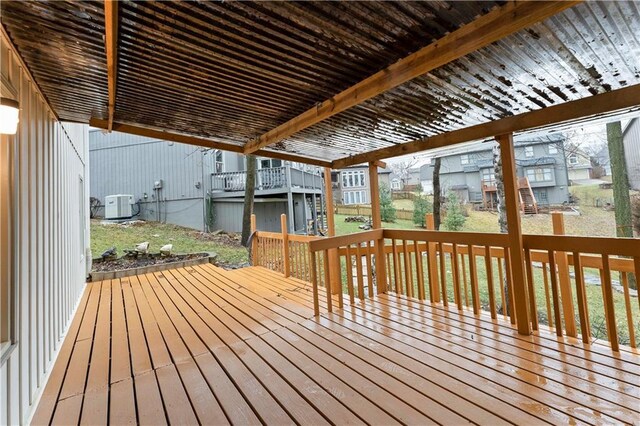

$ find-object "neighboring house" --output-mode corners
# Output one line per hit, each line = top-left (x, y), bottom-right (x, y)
(420, 135), (571, 208)
(332, 166), (391, 205)
(593, 145), (612, 177)
(565, 145), (593, 182)
(390, 167), (422, 191)
(90, 131), (326, 234)
(623, 117), (640, 190)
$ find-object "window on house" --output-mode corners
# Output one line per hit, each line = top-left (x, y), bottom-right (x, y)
(215, 150), (224, 173)
(526, 167), (553, 182)
(525, 146), (534, 157)
(344, 190), (366, 205)
(460, 155), (469, 165)
(481, 168), (495, 186)
(569, 153), (578, 165)
(548, 145), (558, 154)
(260, 158), (282, 169)
(391, 178), (402, 190)
(341, 170), (365, 188)
(534, 189), (548, 204)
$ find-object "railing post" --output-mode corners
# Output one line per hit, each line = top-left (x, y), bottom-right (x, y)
(497, 133), (531, 335)
(281, 214), (290, 277)
(551, 211), (577, 337)
(425, 213), (440, 303)
(324, 167), (341, 295)
(369, 162), (387, 294)
(250, 213), (258, 266)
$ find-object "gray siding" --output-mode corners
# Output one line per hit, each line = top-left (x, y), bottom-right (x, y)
(90, 131), (214, 230)
(623, 118), (640, 190)
(1, 35), (89, 425)
(212, 199), (288, 233)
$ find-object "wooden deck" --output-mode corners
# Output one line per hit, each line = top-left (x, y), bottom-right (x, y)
(32, 264), (639, 425)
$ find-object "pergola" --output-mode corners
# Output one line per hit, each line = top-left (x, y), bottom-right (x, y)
(2, 0), (639, 337)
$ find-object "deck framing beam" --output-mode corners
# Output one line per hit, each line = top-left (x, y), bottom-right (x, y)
(332, 84), (640, 169)
(243, 0), (579, 154)
(89, 118), (333, 168)
(104, 0), (118, 131)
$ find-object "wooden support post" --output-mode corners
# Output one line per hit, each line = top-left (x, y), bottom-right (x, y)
(551, 212), (577, 337)
(369, 162), (387, 294)
(281, 214), (290, 278)
(425, 213), (440, 303)
(250, 214), (258, 266)
(497, 134), (531, 335)
(324, 167), (341, 295)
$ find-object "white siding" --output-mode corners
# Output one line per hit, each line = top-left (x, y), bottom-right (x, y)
(623, 118), (640, 190)
(0, 34), (89, 424)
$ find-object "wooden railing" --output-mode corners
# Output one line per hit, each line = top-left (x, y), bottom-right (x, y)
(308, 225), (640, 352)
(251, 214), (321, 283)
(212, 166), (323, 192)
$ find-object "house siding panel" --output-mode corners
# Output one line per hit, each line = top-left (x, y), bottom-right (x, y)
(623, 118), (640, 190)
(0, 36), (89, 425)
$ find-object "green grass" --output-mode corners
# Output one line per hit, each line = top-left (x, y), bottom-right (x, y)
(90, 220), (248, 265)
(334, 214), (419, 236)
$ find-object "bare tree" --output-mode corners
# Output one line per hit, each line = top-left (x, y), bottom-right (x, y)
(241, 155), (257, 247)
(493, 143), (511, 315)
(390, 158), (419, 187)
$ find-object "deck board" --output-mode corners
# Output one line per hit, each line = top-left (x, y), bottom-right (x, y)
(32, 264), (639, 425)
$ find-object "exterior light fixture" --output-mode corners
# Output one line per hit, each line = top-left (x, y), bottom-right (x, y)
(0, 97), (20, 135)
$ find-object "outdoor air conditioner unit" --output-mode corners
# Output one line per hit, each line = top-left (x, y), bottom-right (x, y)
(105, 194), (134, 220)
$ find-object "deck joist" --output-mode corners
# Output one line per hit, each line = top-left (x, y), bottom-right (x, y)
(32, 265), (639, 425)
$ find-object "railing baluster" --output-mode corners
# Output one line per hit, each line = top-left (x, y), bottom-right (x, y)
(438, 242), (448, 307)
(572, 252), (590, 344)
(355, 243), (365, 300)
(345, 245), (355, 304)
(452, 243), (462, 310)
(484, 246), (496, 319)
(600, 255), (619, 351)
(541, 261), (553, 328)
(635, 257), (640, 311)
(620, 272), (636, 348)
(468, 245), (480, 315)
(497, 256), (506, 319)
(386, 252), (393, 290)
(414, 240), (425, 300)
(524, 248), (538, 331)
(460, 252), (469, 307)
(392, 239), (401, 293)
(547, 250), (563, 337)
(503, 249), (517, 325)
(365, 241), (374, 298)
(402, 239), (413, 298)
(324, 250), (332, 313)
(310, 251), (319, 316)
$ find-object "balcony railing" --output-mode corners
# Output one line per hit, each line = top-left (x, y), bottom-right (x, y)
(211, 166), (323, 192)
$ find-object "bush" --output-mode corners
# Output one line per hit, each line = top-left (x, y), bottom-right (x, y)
(443, 191), (466, 231)
(632, 194), (640, 237)
(379, 183), (396, 222)
(412, 185), (433, 227)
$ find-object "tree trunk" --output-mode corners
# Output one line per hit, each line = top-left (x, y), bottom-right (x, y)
(493, 144), (511, 314)
(433, 157), (442, 230)
(241, 155), (257, 247)
(607, 121), (636, 289)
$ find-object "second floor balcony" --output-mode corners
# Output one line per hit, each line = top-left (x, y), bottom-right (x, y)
(211, 166), (324, 196)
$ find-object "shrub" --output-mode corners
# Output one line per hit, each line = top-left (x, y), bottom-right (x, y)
(443, 191), (466, 231)
(379, 183), (396, 222)
(632, 194), (640, 237)
(412, 185), (432, 227)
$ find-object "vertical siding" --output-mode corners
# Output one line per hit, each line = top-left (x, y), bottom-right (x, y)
(623, 118), (640, 190)
(0, 34), (89, 425)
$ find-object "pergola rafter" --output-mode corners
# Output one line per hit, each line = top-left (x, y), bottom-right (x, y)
(104, 0), (118, 131)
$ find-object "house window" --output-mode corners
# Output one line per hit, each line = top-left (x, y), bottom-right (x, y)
(568, 153), (578, 165)
(342, 170), (365, 188)
(526, 167), (553, 182)
(460, 155), (469, 165)
(525, 146), (534, 157)
(548, 145), (558, 155)
(215, 150), (224, 173)
(481, 168), (495, 186)
(344, 190), (366, 205)
(534, 189), (548, 204)
(391, 178), (402, 190)
(260, 158), (282, 169)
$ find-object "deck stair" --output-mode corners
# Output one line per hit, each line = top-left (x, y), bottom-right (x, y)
(518, 177), (538, 214)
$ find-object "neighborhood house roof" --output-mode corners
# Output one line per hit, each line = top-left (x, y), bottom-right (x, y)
(1, 1), (639, 166)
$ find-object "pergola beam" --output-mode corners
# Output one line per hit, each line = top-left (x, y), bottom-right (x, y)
(332, 84), (640, 169)
(243, 0), (579, 154)
(104, 0), (118, 131)
(89, 118), (333, 167)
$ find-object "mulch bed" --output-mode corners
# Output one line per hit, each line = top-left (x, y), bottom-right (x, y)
(92, 253), (209, 273)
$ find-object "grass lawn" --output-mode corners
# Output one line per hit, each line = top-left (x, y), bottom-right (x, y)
(90, 220), (248, 265)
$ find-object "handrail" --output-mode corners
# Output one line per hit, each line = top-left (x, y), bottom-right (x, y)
(523, 234), (640, 256)
(309, 229), (383, 252)
(385, 229), (510, 247)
